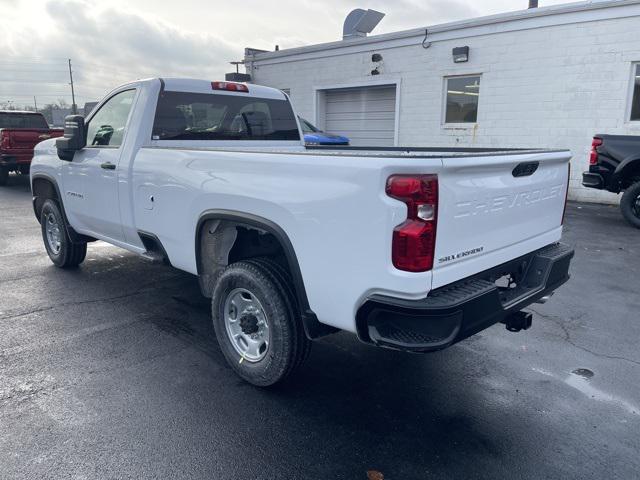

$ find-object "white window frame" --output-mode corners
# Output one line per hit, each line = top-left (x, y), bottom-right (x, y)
(626, 62), (640, 123)
(442, 74), (482, 129)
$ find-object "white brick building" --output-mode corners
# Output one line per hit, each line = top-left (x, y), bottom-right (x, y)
(244, 0), (640, 203)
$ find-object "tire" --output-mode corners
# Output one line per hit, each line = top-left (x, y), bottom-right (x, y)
(0, 167), (8, 186)
(620, 181), (640, 229)
(40, 199), (87, 268)
(211, 258), (311, 386)
(247, 257), (312, 369)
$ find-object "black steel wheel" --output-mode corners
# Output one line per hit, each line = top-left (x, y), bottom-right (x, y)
(620, 181), (640, 229)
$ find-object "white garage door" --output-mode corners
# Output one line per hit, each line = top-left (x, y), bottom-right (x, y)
(323, 85), (396, 147)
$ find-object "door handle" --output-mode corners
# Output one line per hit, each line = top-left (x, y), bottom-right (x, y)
(101, 162), (116, 170)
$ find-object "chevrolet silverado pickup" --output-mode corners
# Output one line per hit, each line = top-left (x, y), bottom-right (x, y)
(30, 78), (574, 386)
(0, 110), (62, 185)
(583, 134), (640, 228)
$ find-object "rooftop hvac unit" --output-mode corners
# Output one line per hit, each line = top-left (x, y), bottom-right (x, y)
(343, 9), (385, 39)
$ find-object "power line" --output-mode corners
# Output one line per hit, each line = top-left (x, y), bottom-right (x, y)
(0, 93), (76, 96)
(0, 61), (66, 65)
(0, 56), (70, 62)
(0, 80), (73, 85)
(0, 69), (69, 73)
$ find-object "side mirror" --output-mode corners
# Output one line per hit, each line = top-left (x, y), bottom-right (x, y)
(56, 115), (86, 161)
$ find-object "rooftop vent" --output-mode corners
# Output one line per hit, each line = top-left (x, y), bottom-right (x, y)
(343, 9), (385, 40)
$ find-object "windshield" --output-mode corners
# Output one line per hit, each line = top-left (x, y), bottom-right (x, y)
(152, 91), (300, 141)
(0, 113), (48, 129)
(299, 117), (320, 134)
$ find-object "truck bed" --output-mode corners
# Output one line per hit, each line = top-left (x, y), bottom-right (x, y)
(145, 143), (566, 159)
(306, 145), (566, 158)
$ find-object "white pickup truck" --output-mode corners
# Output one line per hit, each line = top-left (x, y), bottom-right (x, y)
(30, 78), (574, 386)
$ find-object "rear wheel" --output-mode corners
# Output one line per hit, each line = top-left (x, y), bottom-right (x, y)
(0, 167), (8, 186)
(211, 259), (311, 386)
(620, 181), (640, 229)
(40, 199), (87, 268)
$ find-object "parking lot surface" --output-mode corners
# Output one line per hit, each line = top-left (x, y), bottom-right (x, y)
(1, 173), (638, 479)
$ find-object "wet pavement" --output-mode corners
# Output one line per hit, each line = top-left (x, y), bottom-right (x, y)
(1, 173), (639, 479)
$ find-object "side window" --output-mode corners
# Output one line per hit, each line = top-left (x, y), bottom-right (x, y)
(86, 90), (136, 147)
(444, 75), (481, 124)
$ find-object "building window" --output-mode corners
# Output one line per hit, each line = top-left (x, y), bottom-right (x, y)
(630, 64), (640, 122)
(444, 75), (481, 124)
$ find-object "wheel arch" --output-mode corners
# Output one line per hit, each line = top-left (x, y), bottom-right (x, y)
(31, 173), (62, 224)
(195, 209), (335, 339)
(613, 155), (640, 189)
(31, 173), (95, 243)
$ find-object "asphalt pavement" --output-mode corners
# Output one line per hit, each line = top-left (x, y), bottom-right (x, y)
(1, 172), (638, 479)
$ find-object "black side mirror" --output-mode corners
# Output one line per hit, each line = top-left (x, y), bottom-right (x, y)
(56, 115), (86, 161)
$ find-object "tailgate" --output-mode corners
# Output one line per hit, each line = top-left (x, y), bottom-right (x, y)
(432, 150), (571, 289)
(5, 129), (55, 149)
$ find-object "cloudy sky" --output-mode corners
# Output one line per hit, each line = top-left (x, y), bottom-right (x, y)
(0, 0), (569, 108)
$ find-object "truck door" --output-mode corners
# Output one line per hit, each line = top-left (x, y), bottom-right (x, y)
(62, 89), (137, 242)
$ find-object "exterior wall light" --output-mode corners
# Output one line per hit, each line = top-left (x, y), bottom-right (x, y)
(452, 46), (469, 63)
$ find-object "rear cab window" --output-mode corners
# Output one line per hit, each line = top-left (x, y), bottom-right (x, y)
(151, 91), (300, 141)
(0, 113), (48, 129)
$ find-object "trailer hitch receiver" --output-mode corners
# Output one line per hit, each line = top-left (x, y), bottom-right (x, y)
(501, 311), (533, 332)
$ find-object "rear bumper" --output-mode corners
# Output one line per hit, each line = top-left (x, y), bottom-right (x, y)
(582, 171), (605, 189)
(355, 242), (574, 352)
(0, 153), (32, 167)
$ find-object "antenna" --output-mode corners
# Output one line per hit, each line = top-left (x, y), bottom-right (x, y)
(343, 9), (385, 39)
(229, 61), (244, 74)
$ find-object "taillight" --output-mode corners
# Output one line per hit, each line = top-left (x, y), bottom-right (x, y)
(211, 81), (249, 93)
(0, 130), (10, 150)
(562, 162), (570, 225)
(386, 174), (438, 272)
(589, 137), (602, 165)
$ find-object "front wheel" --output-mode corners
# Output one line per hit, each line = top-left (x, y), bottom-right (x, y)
(620, 181), (640, 229)
(40, 199), (87, 268)
(211, 259), (311, 386)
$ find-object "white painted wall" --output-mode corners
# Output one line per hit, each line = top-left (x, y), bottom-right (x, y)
(246, 3), (640, 203)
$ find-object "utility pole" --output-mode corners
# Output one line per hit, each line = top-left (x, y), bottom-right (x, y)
(68, 58), (77, 114)
(34, 96), (38, 112)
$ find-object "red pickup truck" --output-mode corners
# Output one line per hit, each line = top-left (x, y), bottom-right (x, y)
(0, 110), (63, 185)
